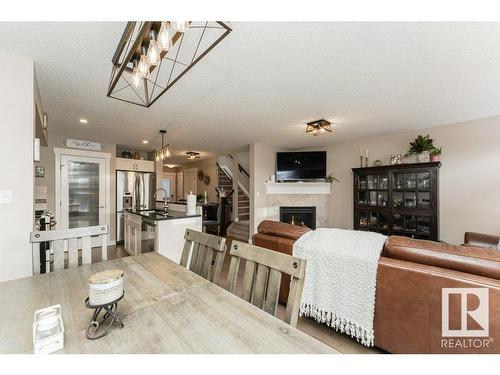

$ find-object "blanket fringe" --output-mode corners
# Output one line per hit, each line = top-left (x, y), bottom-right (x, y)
(299, 303), (375, 347)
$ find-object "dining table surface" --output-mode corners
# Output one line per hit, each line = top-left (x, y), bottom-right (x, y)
(0, 252), (336, 354)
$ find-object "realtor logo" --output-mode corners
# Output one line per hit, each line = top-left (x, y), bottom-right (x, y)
(442, 288), (489, 337)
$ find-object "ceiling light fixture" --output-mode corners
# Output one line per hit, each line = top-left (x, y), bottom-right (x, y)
(79, 118), (88, 124)
(305, 119), (332, 136)
(186, 151), (200, 160)
(107, 21), (232, 108)
(155, 130), (171, 162)
(142, 140), (148, 144)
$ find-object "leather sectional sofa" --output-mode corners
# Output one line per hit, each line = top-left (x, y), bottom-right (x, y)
(252, 220), (500, 353)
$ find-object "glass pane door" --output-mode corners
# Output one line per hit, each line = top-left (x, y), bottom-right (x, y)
(59, 154), (106, 247)
(68, 161), (100, 228)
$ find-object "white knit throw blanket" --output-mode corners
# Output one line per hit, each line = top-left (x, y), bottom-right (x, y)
(293, 228), (387, 346)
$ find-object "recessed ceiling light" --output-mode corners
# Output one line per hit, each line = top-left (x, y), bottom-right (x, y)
(79, 118), (88, 124)
(142, 140), (148, 144)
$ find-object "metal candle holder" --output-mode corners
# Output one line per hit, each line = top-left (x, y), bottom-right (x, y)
(85, 293), (124, 340)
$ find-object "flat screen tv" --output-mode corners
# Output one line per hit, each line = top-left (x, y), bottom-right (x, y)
(276, 151), (327, 181)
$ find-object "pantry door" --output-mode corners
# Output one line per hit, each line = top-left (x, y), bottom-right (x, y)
(55, 149), (110, 247)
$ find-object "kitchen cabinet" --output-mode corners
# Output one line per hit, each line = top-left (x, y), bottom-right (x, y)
(116, 157), (155, 172)
(123, 211), (142, 255)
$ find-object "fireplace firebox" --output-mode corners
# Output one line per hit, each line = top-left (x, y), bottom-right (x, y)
(279, 206), (316, 230)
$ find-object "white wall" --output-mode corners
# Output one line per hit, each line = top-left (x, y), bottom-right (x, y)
(249, 143), (281, 235)
(0, 55), (35, 282)
(327, 116), (500, 245)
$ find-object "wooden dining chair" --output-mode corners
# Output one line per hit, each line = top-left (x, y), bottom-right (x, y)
(30, 225), (109, 274)
(226, 240), (307, 327)
(180, 229), (227, 284)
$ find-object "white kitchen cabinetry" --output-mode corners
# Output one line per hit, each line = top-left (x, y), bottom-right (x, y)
(116, 158), (155, 172)
(123, 211), (142, 255)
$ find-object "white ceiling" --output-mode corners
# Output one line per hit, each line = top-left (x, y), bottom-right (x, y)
(1, 22), (500, 164)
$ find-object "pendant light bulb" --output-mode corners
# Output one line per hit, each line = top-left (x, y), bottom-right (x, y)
(165, 145), (171, 158)
(174, 21), (189, 33)
(132, 67), (141, 87)
(147, 39), (162, 66)
(137, 54), (150, 79)
(158, 21), (173, 51)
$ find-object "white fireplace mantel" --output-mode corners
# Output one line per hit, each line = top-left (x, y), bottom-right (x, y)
(265, 182), (331, 195)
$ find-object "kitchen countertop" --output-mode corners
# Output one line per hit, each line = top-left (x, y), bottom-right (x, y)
(127, 208), (201, 221)
(156, 200), (217, 206)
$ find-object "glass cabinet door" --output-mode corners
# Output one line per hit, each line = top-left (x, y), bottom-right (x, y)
(358, 175), (368, 190)
(359, 211), (369, 229)
(367, 175), (378, 189)
(405, 173), (416, 189)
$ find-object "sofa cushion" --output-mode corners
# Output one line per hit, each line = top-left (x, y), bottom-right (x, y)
(384, 236), (500, 280)
(256, 220), (311, 241)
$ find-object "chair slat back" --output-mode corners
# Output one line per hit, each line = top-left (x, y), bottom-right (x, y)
(180, 229), (226, 284)
(226, 240), (306, 327)
(30, 225), (109, 274)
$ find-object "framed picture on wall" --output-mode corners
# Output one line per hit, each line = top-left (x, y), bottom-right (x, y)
(35, 166), (45, 177)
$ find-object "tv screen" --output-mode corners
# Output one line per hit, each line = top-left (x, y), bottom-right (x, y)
(276, 151), (327, 181)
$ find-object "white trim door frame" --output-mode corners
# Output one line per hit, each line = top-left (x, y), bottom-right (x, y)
(54, 148), (111, 247)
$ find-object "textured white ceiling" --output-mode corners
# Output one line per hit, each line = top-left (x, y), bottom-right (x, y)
(1, 22), (500, 164)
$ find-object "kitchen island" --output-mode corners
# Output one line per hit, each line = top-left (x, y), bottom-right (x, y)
(123, 209), (202, 263)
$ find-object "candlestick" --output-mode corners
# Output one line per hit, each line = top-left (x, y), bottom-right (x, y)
(360, 155), (364, 167)
(364, 156), (369, 168)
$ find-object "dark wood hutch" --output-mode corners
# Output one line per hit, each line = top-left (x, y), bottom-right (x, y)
(352, 162), (441, 241)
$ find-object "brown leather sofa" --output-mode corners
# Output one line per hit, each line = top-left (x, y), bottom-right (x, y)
(253, 220), (500, 354)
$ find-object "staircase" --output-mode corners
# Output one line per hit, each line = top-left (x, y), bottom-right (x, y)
(217, 158), (250, 242)
(237, 187), (250, 221)
(217, 164), (234, 205)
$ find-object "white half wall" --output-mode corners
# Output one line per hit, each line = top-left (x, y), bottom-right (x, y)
(0, 55), (35, 282)
(326, 116), (500, 245)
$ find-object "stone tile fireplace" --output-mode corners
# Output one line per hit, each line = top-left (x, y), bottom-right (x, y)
(266, 194), (329, 228)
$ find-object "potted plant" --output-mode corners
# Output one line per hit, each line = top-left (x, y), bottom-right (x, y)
(325, 173), (340, 185)
(405, 134), (435, 163)
(430, 146), (442, 162)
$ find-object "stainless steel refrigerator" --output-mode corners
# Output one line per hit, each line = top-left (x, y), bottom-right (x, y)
(116, 170), (156, 243)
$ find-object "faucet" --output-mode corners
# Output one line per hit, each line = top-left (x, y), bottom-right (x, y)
(154, 188), (169, 212)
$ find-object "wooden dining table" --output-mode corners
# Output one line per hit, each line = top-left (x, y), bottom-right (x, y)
(0, 252), (336, 354)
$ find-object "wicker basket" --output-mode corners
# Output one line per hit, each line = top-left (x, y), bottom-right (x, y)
(88, 269), (124, 306)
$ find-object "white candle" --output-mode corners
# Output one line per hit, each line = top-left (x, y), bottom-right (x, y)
(365, 149), (369, 158)
(360, 148), (363, 157)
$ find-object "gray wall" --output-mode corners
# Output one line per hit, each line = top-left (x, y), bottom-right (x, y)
(324, 116), (500, 245)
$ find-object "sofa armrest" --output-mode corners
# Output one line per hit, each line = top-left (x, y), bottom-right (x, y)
(464, 232), (500, 249)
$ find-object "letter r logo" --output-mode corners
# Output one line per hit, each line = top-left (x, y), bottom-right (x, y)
(442, 288), (489, 337)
